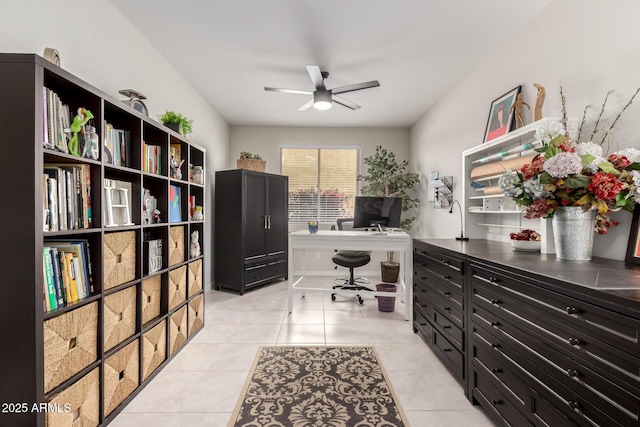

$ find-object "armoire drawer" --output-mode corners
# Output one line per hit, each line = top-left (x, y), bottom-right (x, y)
(433, 330), (463, 380)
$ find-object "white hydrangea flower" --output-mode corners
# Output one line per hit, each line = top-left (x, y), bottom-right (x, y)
(631, 170), (640, 203)
(575, 142), (604, 172)
(543, 152), (583, 178)
(535, 122), (565, 142)
(523, 175), (547, 199)
(614, 147), (640, 163)
(498, 169), (523, 197)
(575, 141), (603, 157)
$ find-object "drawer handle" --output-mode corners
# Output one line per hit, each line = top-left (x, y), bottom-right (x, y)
(569, 401), (580, 410)
(491, 343), (500, 349)
(443, 348), (452, 352)
(419, 322), (427, 326)
(491, 368), (503, 374)
(444, 275), (452, 279)
(442, 325), (451, 329)
(567, 369), (579, 378)
(442, 260), (450, 265)
(565, 306), (580, 315)
(421, 277), (428, 281)
(568, 337), (582, 346)
(420, 263), (427, 267)
(490, 321), (500, 327)
(492, 400), (503, 406)
(444, 291), (452, 296)
(444, 307), (451, 312)
(490, 299), (501, 305)
(489, 277), (499, 283)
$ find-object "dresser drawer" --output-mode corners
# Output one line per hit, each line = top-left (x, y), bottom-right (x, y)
(472, 277), (640, 392)
(473, 370), (528, 427)
(529, 390), (580, 427)
(244, 258), (286, 286)
(471, 263), (640, 358)
(413, 308), (433, 342)
(415, 275), (464, 329)
(414, 265), (464, 309)
(433, 309), (464, 350)
(433, 330), (463, 380)
(472, 306), (639, 427)
(414, 250), (464, 289)
(472, 333), (527, 407)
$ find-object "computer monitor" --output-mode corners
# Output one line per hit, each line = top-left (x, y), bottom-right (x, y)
(352, 196), (402, 229)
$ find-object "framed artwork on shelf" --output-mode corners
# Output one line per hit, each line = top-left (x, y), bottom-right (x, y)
(483, 85), (521, 143)
(169, 185), (182, 223)
(625, 204), (640, 264)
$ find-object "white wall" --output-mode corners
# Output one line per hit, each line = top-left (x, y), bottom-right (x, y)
(0, 0), (230, 286)
(411, 0), (640, 260)
(230, 125), (412, 271)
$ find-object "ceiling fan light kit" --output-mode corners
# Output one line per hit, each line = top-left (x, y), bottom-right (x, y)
(313, 90), (332, 110)
(265, 65), (379, 112)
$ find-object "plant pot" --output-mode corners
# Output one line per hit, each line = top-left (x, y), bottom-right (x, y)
(380, 261), (400, 283)
(164, 123), (180, 133)
(237, 158), (266, 172)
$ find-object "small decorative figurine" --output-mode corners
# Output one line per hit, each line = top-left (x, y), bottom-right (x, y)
(509, 93), (530, 129)
(153, 209), (161, 223)
(533, 83), (546, 121)
(170, 157), (185, 180)
(192, 206), (203, 221)
(190, 230), (201, 258)
(66, 108), (94, 156)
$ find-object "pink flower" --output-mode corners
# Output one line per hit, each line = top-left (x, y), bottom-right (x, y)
(607, 154), (631, 169)
(588, 172), (624, 200)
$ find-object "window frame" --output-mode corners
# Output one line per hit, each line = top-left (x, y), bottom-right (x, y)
(280, 145), (361, 224)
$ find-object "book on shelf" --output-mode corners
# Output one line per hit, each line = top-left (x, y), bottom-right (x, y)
(43, 163), (92, 231)
(103, 122), (131, 167)
(169, 185), (182, 223)
(143, 142), (162, 175)
(42, 87), (71, 154)
(42, 240), (93, 311)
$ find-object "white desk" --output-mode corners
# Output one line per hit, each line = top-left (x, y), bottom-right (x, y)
(287, 230), (413, 320)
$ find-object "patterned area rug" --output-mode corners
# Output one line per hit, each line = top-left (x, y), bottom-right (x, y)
(228, 346), (407, 427)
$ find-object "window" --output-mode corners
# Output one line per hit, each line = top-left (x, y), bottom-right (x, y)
(281, 148), (358, 224)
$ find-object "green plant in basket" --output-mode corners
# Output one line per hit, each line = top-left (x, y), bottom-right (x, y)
(157, 110), (193, 137)
(239, 151), (262, 160)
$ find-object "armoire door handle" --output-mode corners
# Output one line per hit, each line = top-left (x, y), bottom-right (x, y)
(267, 215), (271, 229)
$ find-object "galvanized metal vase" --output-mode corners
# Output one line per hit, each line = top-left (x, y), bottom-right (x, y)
(552, 207), (596, 260)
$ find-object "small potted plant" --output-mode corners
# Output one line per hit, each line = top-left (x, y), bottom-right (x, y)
(157, 110), (193, 137)
(237, 151), (266, 172)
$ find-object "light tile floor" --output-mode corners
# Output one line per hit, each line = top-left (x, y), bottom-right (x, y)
(110, 277), (498, 427)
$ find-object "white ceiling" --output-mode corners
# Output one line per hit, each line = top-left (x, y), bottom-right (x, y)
(108, 0), (550, 128)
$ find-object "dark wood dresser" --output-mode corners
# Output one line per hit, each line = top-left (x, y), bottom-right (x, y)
(413, 239), (640, 427)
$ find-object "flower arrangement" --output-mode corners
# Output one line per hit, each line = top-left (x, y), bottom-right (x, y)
(498, 120), (640, 234)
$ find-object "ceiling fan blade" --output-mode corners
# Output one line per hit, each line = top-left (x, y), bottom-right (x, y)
(306, 65), (326, 91)
(331, 80), (380, 95)
(297, 98), (315, 111)
(265, 87), (313, 95)
(333, 95), (361, 110)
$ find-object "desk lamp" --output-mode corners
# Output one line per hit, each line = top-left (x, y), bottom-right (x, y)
(449, 200), (469, 241)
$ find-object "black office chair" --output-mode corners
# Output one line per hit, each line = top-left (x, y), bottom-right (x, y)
(331, 218), (372, 305)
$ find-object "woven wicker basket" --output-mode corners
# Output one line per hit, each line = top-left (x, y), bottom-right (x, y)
(104, 340), (139, 416)
(142, 275), (162, 325)
(169, 305), (187, 356)
(169, 226), (185, 266)
(104, 231), (136, 290)
(43, 302), (98, 393)
(169, 266), (187, 310)
(103, 286), (137, 351)
(46, 367), (99, 427)
(187, 259), (203, 297)
(142, 320), (166, 381)
(237, 158), (266, 172)
(188, 294), (204, 337)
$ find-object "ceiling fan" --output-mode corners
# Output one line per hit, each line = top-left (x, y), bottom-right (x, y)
(264, 65), (380, 111)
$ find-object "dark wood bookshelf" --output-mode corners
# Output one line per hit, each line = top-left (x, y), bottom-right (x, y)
(0, 53), (206, 427)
